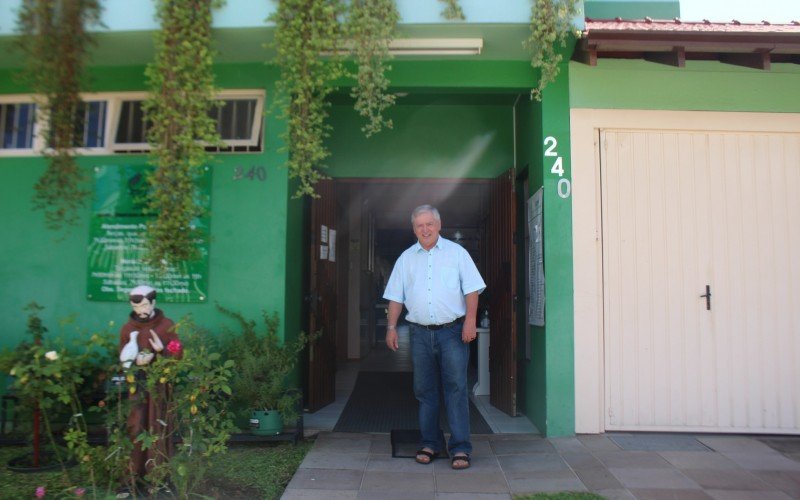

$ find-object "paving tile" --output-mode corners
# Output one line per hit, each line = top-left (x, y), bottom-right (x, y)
(750, 470), (800, 497)
(705, 490), (792, 500)
(594, 451), (673, 469)
(681, 468), (772, 490)
(609, 468), (701, 489)
(505, 469), (586, 494)
(628, 489), (713, 499)
(281, 489), (359, 499)
(573, 466), (624, 490)
(433, 454), (502, 474)
(365, 456), (437, 473)
(561, 451), (605, 469)
(610, 434), (710, 452)
(356, 492), (435, 500)
(658, 451), (741, 470)
(313, 436), (373, 454)
(470, 440), (494, 454)
(697, 437), (777, 454)
(286, 469), (364, 491)
(490, 438), (555, 455)
(435, 471), (510, 493)
(723, 452), (800, 471)
(369, 438), (392, 456)
(549, 436), (589, 454)
(594, 488), (637, 499)
(578, 434), (622, 451)
(496, 453), (569, 472)
(436, 494), (512, 500)
(488, 433), (546, 442)
(758, 437), (800, 455)
(360, 470), (434, 492)
(300, 450), (369, 470)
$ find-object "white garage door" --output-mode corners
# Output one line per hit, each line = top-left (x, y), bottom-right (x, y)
(601, 128), (800, 433)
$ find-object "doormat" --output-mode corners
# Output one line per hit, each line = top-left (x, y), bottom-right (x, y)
(332, 371), (493, 434)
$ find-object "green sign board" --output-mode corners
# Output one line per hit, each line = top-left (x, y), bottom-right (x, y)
(87, 165), (211, 303)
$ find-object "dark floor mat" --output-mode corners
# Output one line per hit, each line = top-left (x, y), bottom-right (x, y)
(333, 371), (492, 434)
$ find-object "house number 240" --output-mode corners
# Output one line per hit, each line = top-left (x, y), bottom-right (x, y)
(544, 136), (571, 199)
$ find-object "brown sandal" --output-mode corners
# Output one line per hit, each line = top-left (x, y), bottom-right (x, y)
(451, 454), (471, 470)
(415, 449), (437, 464)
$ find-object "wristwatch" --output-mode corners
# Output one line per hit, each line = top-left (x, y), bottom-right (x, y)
(387, 325), (396, 330)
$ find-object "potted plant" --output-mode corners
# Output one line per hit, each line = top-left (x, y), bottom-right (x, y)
(218, 306), (311, 436)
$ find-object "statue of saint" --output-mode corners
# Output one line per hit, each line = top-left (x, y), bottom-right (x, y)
(118, 285), (182, 480)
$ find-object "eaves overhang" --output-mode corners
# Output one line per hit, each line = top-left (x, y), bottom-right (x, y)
(574, 18), (800, 69)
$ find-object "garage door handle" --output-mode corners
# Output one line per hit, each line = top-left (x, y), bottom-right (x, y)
(700, 285), (711, 311)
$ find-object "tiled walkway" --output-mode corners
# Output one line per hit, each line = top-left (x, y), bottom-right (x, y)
(283, 432), (800, 499)
(291, 328), (800, 498)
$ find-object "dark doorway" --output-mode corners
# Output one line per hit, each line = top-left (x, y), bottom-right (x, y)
(304, 177), (520, 425)
(335, 179), (491, 361)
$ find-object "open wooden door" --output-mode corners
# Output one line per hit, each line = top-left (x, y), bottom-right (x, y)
(487, 168), (518, 416)
(306, 179), (337, 412)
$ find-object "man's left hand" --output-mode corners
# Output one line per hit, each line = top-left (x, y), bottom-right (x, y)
(462, 321), (477, 343)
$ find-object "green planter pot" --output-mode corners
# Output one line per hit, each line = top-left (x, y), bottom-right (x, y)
(250, 409), (282, 436)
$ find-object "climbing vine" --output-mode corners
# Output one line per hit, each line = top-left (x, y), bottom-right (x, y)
(271, 0), (345, 198)
(271, 0), (580, 196)
(524, 0), (580, 100)
(438, 0), (465, 21)
(143, 0), (223, 266)
(16, 0), (102, 230)
(348, 0), (399, 137)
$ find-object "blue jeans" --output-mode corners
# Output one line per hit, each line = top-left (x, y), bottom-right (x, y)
(410, 322), (471, 456)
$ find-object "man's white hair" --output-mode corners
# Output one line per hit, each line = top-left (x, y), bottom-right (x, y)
(411, 205), (441, 225)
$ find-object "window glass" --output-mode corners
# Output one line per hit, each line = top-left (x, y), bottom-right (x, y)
(0, 102), (37, 149)
(115, 100), (148, 144)
(211, 99), (257, 141)
(76, 101), (107, 148)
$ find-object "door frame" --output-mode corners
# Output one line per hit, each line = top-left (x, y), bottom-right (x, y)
(306, 177), (517, 411)
(570, 108), (800, 434)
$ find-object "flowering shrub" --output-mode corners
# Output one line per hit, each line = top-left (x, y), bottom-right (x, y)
(8, 307), (236, 499)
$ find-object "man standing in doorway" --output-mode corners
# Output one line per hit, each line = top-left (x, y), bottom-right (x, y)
(383, 205), (486, 470)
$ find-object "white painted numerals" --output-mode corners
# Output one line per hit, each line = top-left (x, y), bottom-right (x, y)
(544, 136), (571, 199)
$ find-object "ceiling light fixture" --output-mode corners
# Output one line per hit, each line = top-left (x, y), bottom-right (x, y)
(388, 38), (484, 56)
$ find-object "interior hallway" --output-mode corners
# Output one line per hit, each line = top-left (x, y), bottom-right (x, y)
(303, 325), (538, 435)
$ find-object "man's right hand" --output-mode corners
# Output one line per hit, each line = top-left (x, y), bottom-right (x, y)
(385, 328), (399, 351)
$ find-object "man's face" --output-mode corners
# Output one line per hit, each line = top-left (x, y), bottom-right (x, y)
(131, 298), (155, 319)
(413, 211), (441, 250)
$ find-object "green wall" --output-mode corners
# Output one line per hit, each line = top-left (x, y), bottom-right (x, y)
(0, 63), (294, 348)
(569, 59), (800, 112)
(514, 64), (575, 437)
(327, 102), (515, 178)
(584, 0), (680, 19)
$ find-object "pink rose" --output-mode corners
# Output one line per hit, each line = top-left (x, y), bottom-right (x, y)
(167, 340), (182, 355)
(75, 488), (86, 497)
(35, 486), (46, 498)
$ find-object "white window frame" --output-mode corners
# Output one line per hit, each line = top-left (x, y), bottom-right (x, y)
(106, 91), (149, 152)
(0, 89), (265, 156)
(208, 89), (265, 148)
(108, 89), (265, 152)
(0, 94), (43, 157)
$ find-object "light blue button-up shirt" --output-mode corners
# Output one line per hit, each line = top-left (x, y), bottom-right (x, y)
(383, 237), (486, 326)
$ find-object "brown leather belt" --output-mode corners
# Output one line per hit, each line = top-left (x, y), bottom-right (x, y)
(409, 317), (464, 331)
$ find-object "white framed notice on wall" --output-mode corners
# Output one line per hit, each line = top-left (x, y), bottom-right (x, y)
(328, 229), (337, 262)
(528, 187), (545, 326)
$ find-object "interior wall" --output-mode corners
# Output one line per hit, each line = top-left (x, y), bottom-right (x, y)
(327, 102), (514, 179)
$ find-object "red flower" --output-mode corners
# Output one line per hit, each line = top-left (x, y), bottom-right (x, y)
(167, 340), (182, 355)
